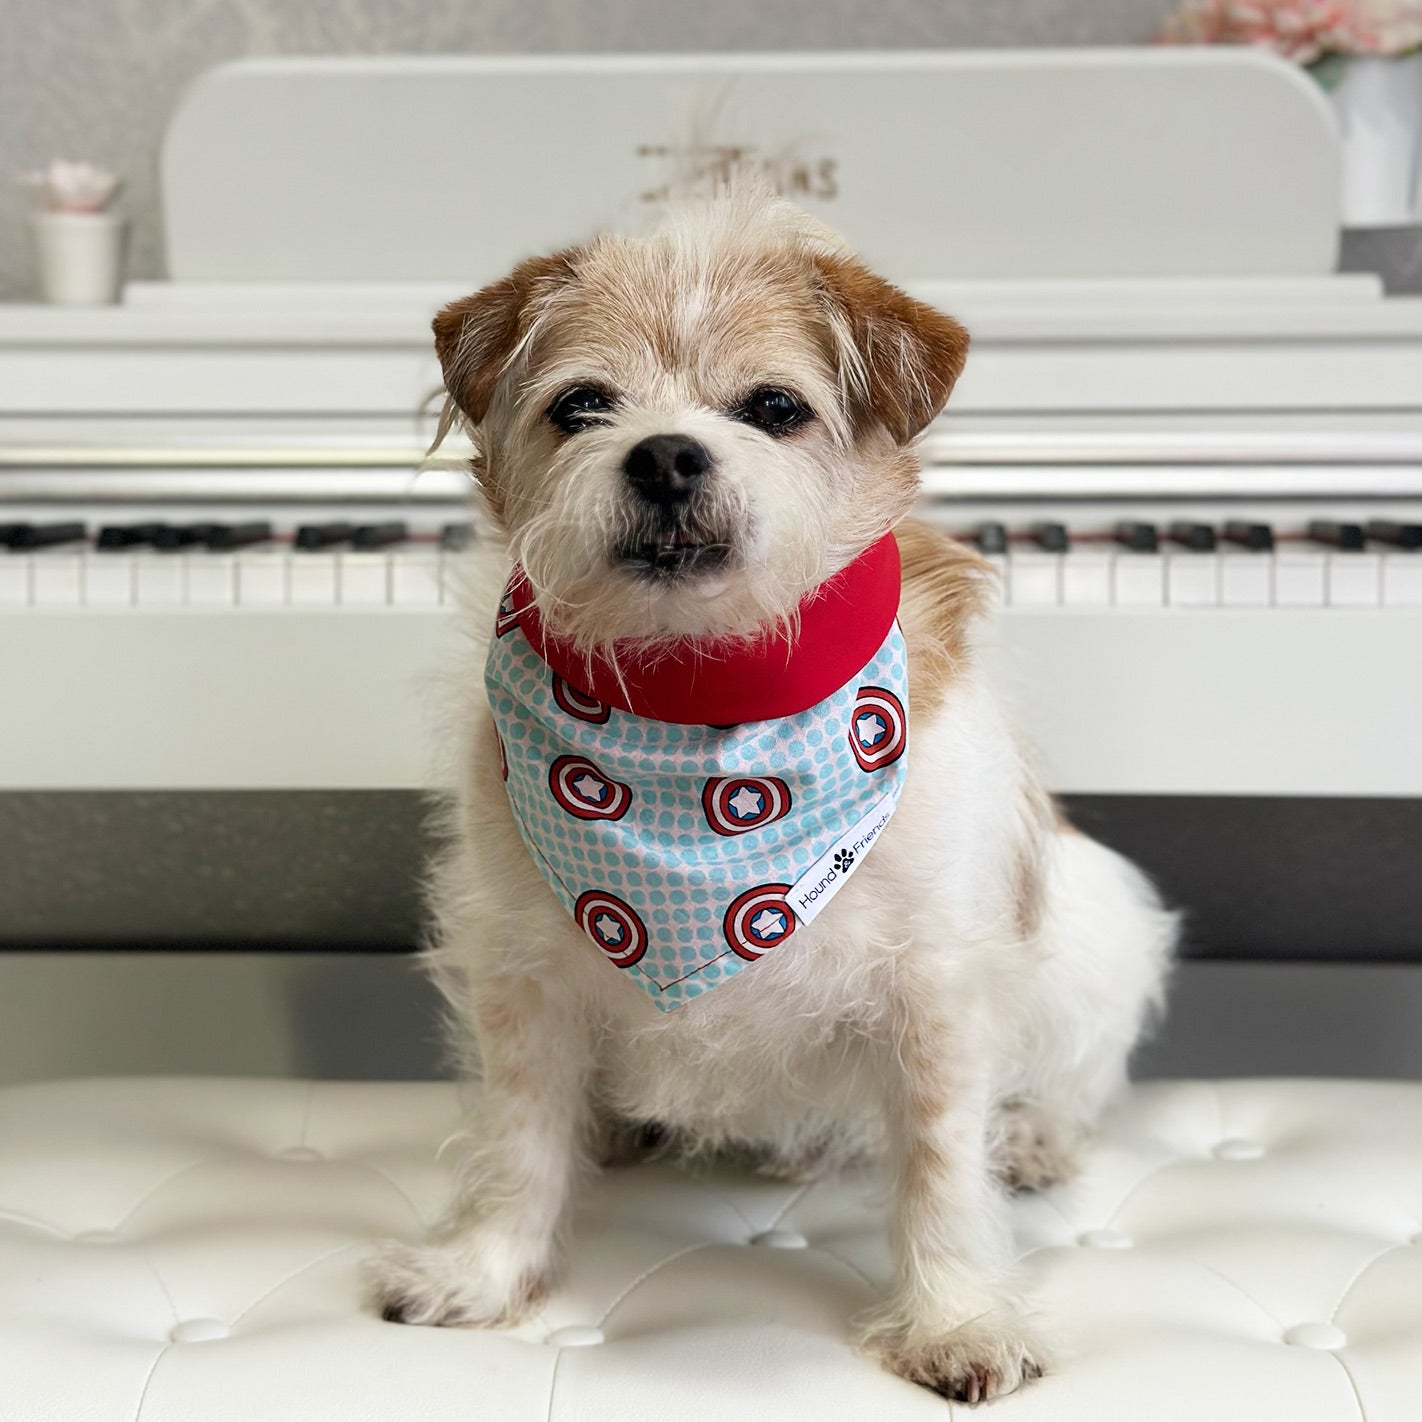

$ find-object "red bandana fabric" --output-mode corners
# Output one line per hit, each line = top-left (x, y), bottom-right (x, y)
(485, 533), (910, 1011)
(504, 532), (902, 724)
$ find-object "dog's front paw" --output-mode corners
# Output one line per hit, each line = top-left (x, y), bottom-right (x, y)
(862, 1309), (1048, 1405)
(364, 1240), (545, 1329)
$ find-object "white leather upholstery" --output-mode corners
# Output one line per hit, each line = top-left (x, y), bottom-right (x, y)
(3, 1076), (1420, 1420)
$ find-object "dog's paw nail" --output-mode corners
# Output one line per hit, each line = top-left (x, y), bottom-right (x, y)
(865, 1308), (1047, 1406)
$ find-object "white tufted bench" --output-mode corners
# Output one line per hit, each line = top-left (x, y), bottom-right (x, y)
(3, 1077), (1420, 1420)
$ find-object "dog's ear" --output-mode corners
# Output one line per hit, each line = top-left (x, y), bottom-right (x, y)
(812, 254), (969, 444)
(432, 251), (577, 424)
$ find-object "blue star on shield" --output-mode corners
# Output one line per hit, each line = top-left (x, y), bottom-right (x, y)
(728, 785), (764, 820)
(749, 907), (788, 940)
(855, 712), (887, 748)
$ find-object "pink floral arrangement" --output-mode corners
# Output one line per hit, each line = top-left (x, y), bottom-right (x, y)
(20, 160), (121, 214)
(1161, 0), (1422, 63)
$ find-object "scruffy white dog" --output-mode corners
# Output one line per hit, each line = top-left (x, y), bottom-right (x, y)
(368, 188), (1176, 1404)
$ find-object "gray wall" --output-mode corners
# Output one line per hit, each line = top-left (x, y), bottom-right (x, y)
(2, 953), (1420, 1085)
(2, 0), (1180, 300)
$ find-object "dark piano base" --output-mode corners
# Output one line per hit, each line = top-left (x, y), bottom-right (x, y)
(4, 791), (1420, 962)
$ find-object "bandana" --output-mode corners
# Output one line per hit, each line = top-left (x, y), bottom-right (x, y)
(484, 532), (909, 1011)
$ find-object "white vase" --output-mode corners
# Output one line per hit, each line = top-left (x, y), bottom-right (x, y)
(29, 210), (127, 305)
(1328, 51), (1422, 226)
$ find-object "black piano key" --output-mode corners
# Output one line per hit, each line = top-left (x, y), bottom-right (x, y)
(1366, 519), (1422, 550)
(207, 521), (273, 551)
(1223, 520), (1275, 551)
(350, 521), (408, 550)
(1308, 519), (1365, 551)
(1167, 521), (1216, 552)
(973, 522), (1008, 555)
(0, 523), (24, 548)
(152, 522), (218, 551)
(97, 522), (165, 550)
(1029, 521), (1069, 553)
(440, 522), (474, 552)
(1114, 520), (1159, 553)
(11, 522), (87, 550)
(295, 521), (354, 550)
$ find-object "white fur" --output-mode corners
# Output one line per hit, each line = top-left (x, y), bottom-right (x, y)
(367, 191), (1177, 1406)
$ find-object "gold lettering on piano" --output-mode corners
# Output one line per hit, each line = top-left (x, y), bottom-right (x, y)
(635, 145), (839, 204)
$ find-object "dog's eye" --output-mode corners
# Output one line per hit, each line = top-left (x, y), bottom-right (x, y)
(736, 387), (811, 435)
(547, 386), (615, 434)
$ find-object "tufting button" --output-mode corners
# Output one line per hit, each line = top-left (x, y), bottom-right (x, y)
(1284, 1323), (1347, 1351)
(170, 1318), (230, 1343)
(751, 1229), (808, 1249)
(1213, 1138), (1265, 1161)
(1077, 1228), (1133, 1249)
(545, 1325), (604, 1347)
(73, 1229), (122, 1244)
(277, 1145), (324, 1162)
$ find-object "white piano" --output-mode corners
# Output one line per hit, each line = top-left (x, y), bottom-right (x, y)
(3, 49), (1420, 955)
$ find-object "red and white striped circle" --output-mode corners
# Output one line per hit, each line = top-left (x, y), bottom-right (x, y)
(575, 890), (648, 967)
(552, 674), (610, 724)
(722, 883), (797, 961)
(548, 755), (632, 820)
(848, 685), (907, 772)
(701, 776), (793, 836)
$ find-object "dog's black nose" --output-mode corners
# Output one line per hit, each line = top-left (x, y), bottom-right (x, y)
(623, 434), (711, 505)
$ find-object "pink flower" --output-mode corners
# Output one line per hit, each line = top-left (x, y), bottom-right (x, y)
(1160, 0), (1422, 61)
(20, 160), (121, 213)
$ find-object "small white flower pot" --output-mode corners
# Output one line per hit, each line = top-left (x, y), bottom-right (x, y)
(1328, 52), (1422, 226)
(29, 210), (127, 305)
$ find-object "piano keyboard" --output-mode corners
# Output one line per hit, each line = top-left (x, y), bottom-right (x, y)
(0, 520), (470, 610)
(3, 517), (1420, 611)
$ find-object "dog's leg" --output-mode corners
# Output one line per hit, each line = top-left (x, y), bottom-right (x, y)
(860, 969), (1046, 1404)
(367, 971), (591, 1328)
(990, 1095), (1089, 1193)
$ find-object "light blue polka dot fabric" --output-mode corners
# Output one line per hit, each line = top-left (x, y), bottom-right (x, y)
(485, 597), (910, 1011)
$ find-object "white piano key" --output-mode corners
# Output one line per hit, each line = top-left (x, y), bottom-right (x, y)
(185, 555), (236, 607)
(135, 555), (186, 608)
(1326, 552), (1381, 607)
(0, 556), (27, 607)
(1112, 553), (1165, 607)
(31, 555), (84, 606)
(1218, 551), (1272, 607)
(1008, 553), (1060, 607)
(1273, 551), (1326, 607)
(1165, 552), (1218, 607)
(391, 554), (442, 607)
(339, 551), (390, 606)
(289, 555), (339, 606)
(1060, 552), (1112, 607)
(237, 551), (288, 606)
(981, 553), (1008, 608)
(1382, 553), (1422, 606)
(83, 553), (135, 607)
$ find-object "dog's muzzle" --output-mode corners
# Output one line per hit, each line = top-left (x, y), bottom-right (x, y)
(622, 434), (712, 506)
(617, 434), (728, 578)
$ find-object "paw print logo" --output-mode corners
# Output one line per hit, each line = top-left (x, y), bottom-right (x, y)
(833, 847), (856, 873)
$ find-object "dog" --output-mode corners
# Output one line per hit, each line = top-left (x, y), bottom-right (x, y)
(367, 185), (1177, 1404)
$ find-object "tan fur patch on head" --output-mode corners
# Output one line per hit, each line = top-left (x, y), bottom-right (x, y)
(433, 250), (579, 424)
(894, 519), (994, 723)
(811, 255), (970, 444)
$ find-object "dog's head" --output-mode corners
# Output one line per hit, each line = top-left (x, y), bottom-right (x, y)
(434, 191), (968, 650)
